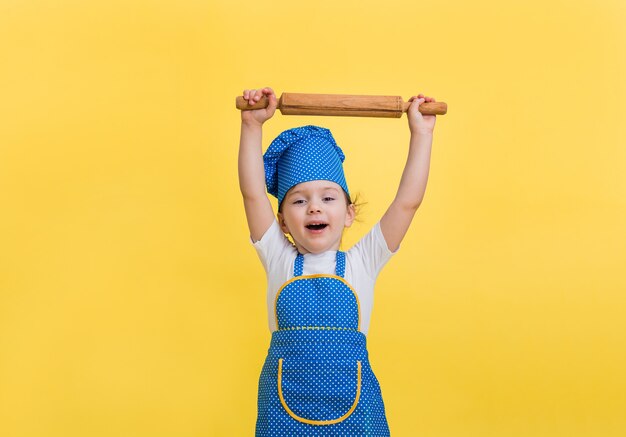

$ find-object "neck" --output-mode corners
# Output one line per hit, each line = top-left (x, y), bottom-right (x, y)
(294, 241), (341, 255)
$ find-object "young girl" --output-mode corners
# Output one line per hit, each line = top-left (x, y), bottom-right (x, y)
(239, 87), (436, 436)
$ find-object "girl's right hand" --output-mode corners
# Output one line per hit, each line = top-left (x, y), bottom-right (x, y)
(241, 87), (277, 126)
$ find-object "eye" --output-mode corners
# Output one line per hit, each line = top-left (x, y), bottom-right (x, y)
(322, 197), (335, 202)
(292, 199), (306, 205)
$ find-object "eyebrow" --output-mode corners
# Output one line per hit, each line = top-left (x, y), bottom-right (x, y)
(287, 186), (340, 197)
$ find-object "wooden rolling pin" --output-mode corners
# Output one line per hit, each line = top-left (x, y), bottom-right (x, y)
(235, 92), (447, 118)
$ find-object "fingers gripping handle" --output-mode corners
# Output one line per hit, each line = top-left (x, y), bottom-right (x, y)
(400, 100), (448, 115)
(236, 95), (276, 111)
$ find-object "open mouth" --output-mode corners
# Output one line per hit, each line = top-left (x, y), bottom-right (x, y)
(305, 223), (328, 231)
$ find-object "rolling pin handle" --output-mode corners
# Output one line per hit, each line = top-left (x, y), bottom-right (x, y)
(236, 95), (272, 110)
(402, 100), (448, 116)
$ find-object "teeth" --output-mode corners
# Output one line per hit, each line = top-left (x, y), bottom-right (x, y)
(306, 223), (327, 230)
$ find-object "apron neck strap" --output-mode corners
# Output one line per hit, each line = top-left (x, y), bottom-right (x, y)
(294, 253), (304, 277)
(293, 251), (346, 278)
(336, 251), (346, 277)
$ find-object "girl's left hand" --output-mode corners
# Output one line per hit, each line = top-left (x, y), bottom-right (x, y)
(407, 93), (437, 135)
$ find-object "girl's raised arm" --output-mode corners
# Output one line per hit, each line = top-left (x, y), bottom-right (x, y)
(238, 87), (278, 242)
(380, 94), (437, 252)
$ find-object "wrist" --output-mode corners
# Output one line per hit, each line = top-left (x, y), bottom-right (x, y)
(410, 130), (434, 138)
(241, 119), (264, 130)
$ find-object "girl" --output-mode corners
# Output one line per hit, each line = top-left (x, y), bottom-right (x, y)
(239, 87), (436, 436)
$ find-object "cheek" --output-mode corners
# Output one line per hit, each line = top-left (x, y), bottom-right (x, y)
(284, 210), (302, 225)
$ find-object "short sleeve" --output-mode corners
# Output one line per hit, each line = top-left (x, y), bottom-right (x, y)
(251, 220), (296, 274)
(348, 221), (399, 280)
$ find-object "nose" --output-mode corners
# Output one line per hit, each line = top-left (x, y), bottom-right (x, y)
(308, 201), (321, 213)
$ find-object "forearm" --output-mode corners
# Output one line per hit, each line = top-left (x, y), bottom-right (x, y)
(393, 133), (433, 209)
(238, 121), (266, 199)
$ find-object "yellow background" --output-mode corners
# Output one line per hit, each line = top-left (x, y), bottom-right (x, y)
(1, 0), (625, 436)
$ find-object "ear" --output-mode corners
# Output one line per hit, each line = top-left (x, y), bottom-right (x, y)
(344, 204), (356, 228)
(277, 212), (290, 234)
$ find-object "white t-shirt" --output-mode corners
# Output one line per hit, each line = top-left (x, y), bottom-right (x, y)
(251, 220), (398, 335)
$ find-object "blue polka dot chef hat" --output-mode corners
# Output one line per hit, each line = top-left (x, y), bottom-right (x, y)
(263, 125), (350, 207)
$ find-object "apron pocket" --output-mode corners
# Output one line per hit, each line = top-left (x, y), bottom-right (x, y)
(277, 358), (361, 425)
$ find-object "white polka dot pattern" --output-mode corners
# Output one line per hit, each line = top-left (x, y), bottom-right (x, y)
(255, 251), (390, 436)
(263, 125), (350, 206)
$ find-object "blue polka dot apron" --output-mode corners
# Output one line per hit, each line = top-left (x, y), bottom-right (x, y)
(256, 251), (390, 436)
